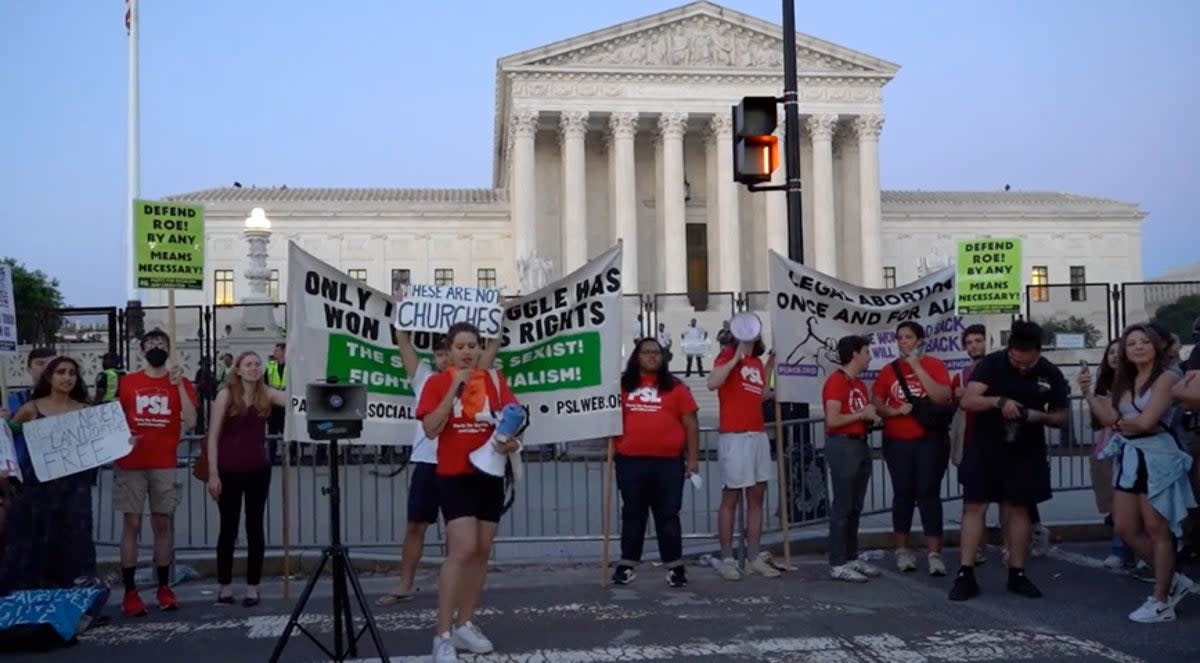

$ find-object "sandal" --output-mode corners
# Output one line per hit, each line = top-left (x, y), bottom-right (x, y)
(374, 592), (413, 606)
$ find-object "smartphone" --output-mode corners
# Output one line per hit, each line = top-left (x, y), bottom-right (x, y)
(1079, 359), (1089, 373)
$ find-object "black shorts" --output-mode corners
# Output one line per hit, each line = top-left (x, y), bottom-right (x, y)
(437, 472), (505, 524)
(407, 462), (440, 524)
(1114, 447), (1149, 495)
(960, 439), (1051, 506)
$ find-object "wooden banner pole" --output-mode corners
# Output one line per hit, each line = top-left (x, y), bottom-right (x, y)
(600, 437), (615, 587)
(774, 399), (792, 569)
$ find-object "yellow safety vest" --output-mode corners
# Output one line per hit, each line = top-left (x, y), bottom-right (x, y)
(266, 361), (287, 389)
(100, 368), (122, 402)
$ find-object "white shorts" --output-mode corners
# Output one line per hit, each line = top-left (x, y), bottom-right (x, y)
(718, 431), (773, 490)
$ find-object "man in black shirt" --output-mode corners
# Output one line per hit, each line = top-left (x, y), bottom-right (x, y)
(950, 321), (1068, 601)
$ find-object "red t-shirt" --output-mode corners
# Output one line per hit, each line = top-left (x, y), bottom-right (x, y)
(615, 376), (698, 458)
(714, 348), (766, 433)
(822, 369), (870, 437)
(870, 356), (951, 441)
(416, 369), (518, 476)
(117, 370), (199, 470)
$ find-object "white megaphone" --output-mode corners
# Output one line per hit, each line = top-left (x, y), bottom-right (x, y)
(729, 312), (763, 343)
(469, 403), (528, 478)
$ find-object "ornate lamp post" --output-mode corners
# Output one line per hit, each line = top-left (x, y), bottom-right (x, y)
(240, 207), (280, 334)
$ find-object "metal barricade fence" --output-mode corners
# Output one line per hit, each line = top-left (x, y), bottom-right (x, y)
(90, 399), (1102, 562)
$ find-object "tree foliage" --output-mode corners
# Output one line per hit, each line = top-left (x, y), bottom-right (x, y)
(2, 258), (64, 344)
(1040, 315), (1103, 348)
(1152, 293), (1200, 340)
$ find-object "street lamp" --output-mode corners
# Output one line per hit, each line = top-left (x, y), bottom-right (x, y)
(240, 207), (280, 334)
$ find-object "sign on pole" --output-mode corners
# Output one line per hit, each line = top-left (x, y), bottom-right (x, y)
(497, 244), (624, 445)
(955, 238), (1022, 315)
(769, 251), (978, 404)
(395, 284), (503, 338)
(134, 200), (206, 290)
(0, 263), (17, 355)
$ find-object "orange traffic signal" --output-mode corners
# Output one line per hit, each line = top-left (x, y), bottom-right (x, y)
(732, 97), (780, 185)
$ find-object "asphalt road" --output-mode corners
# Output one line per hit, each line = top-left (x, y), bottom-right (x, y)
(12, 542), (1198, 663)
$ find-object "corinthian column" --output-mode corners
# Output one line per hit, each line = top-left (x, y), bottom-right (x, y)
(509, 109), (539, 263)
(855, 114), (885, 288)
(559, 111), (589, 274)
(709, 114), (742, 292)
(807, 114), (839, 276)
(659, 112), (688, 293)
(609, 112), (639, 292)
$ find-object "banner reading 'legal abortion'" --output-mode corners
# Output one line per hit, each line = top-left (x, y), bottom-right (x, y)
(769, 251), (976, 404)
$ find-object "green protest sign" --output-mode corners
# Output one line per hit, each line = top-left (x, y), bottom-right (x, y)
(134, 200), (205, 290)
(956, 238), (1022, 314)
(497, 331), (602, 393)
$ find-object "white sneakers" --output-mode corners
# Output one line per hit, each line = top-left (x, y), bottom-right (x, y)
(747, 553), (782, 578)
(1128, 572), (1196, 623)
(432, 621), (495, 662)
(718, 557), (742, 581)
(831, 559), (882, 583)
(895, 548), (918, 572)
(1031, 523), (1052, 558)
(927, 552), (947, 577)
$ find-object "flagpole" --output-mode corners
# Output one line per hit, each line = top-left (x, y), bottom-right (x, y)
(127, 0), (141, 304)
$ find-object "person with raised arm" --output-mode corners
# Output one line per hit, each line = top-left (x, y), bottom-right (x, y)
(378, 329), (498, 606)
(113, 329), (198, 616)
(417, 322), (521, 663)
(706, 327), (779, 581)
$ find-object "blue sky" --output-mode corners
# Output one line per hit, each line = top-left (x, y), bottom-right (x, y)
(1, 0), (1196, 306)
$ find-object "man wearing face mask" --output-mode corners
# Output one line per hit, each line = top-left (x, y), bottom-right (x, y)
(114, 329), (198, 617)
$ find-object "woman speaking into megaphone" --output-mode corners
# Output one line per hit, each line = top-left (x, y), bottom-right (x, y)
(416, 322), (521, 662)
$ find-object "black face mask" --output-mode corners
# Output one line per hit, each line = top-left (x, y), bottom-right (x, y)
(145, 347), (168, 368)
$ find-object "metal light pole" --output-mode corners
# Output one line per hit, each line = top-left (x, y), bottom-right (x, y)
(781, 0), (805, 264)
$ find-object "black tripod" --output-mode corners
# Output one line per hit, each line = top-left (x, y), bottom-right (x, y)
(269, 438), (390, 662)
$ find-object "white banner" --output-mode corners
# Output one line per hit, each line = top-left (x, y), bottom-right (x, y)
(498, 244), (624, 446)
(23, 401), (132, 481)
(0, 264), (17, 356)
(285, 242), (625, 446)
(286, 242), (416, 445)
(769, 251), (976, 404)
(395, 283), (503, 338)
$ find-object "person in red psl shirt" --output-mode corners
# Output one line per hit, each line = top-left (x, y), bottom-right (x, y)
(822, 336), (883, 583)
(416, 322), (520, 662)
(871, 321), (953, 576)
(114, 329), (198, 617)
(610, 337), (700, 588)
(706, 332), (779, 581)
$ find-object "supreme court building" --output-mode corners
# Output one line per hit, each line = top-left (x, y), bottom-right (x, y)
(162, 1), (1145, 334)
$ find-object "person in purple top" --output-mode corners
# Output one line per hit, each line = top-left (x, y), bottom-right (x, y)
(203, 351), (287, 607)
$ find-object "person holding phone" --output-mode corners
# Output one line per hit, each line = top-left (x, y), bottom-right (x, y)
(872, 322), (953, 576)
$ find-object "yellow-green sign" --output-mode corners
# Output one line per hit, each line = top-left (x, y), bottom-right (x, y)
(134, 200), (205, 290)
(956, 238), (1022, 314)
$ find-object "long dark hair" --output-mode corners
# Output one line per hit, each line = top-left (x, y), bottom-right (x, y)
(621, 337), (679, 393)
(1110, 324), (1166, 406)
(1095, 339), (1119, 398)
(31, 356), (90, 404)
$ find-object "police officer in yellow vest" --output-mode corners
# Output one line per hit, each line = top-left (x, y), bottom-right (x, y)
(266, 342), (288, 463)
(93, 352), (125, 404)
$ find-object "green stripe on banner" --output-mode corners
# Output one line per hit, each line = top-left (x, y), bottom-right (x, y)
(325, 333), (416, 396)
(498, 331), (601, 393)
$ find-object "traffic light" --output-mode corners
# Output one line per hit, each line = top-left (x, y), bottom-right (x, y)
(732, 96), (780, 185)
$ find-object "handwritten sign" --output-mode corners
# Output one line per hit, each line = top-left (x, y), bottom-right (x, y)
(134, 200), (206, 290)
(23, 402), (132, 481)
(0, 424), (22, 482)
(0, 263), (16, 355)
(394, 283), (503, 339)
